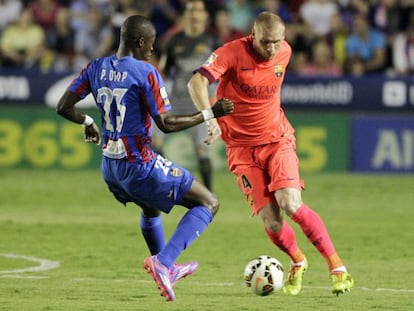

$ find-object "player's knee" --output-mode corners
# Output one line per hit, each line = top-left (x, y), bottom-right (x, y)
(265, 220), (283, 233)
(260, 205), (283, 232)
(279, 201), (298, 216)
(203, 193), (219, 216)
(275, 189), (302, 216)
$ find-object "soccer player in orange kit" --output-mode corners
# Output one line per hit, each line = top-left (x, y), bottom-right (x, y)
(187, 11), (354, 296)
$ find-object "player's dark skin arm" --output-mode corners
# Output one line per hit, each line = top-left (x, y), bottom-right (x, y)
(57, 91), (88, 124)
(154, 97), (233, 133)
(153, 112), (204, 133)
(57, 90), (233, 142)
(57, 90), (101, 145)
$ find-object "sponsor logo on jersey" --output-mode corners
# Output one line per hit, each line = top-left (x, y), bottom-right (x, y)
(274, 65), (284, 77)
(239, 84), (277, 100)
(160, 86), (171, 107)
(171, 167), (183, 177)
(160, 86), (168, 99)
(203, 53), (218, 66)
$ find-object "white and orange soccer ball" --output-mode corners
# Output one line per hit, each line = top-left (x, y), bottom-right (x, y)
(244, 255), (284, 296)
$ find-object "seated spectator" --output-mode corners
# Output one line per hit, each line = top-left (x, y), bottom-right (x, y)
(288, 0), (336, 72)
(288, 50), (308, 75)
(150, 0), (182, 43)
(72, 3), (114, 71)
(0, 0), (23, 31)
(392, 22), (414, 75)
(299, 0), (338, 38)
(210, 6), (245, 43)
(328, 12), (350, 69)
(398, 0), (414, 30)
(369, 0), (400, 36)
(255, 0), (293, 23)
(348, 0), (370, 17)
(69, 0), (89, 32)
(336, 0), (355, 29)
(345, 13), (387, 74)
(226, 0), (256, 34)
(344, 56), (365, 76)
(0, 8), (52, 70)
(285, 0), (306, 19)
(285, 18), (314, 74)
(29, 0), (70, 52)
(299, 39), (342, 76)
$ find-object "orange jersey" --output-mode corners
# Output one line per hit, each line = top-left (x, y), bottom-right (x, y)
(198, 36), (294, 146)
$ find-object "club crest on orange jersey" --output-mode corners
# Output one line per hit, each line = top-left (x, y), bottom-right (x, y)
(203, 53), (218, 66)
(274, 65), (284, 77)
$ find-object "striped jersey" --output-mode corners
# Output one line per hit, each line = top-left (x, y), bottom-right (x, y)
(68, 55), (171, 163)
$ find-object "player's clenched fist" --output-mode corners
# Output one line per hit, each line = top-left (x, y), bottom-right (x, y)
(211, 97), (234, 118)
(84, 123), (101, 145)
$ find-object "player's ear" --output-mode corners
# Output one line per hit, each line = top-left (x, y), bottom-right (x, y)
(137, 36), (145, 47)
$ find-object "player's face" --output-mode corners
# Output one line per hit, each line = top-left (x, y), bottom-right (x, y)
(185, 1), (208, 30)
(252, 23), (285, 60)
(141, 35), (156, 61)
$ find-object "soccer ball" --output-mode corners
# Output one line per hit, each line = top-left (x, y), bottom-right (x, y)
(243, 255), (284, 296)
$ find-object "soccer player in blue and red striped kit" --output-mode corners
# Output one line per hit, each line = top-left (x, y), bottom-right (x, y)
(56, 15), (233, 302)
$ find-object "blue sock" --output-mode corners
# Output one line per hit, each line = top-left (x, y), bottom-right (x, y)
(157, 206), (213, 268)
(140, 214), (164, 255)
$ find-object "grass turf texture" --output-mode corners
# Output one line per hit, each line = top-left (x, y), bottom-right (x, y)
(0, 169), (413, 311)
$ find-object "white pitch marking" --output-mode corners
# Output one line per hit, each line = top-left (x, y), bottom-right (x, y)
(2, 259), (413, 295)
(359, 286), (414, 293)
(70, 278), (414, 293)
(0, 253), (60, 274)
(303, 285), (414, 293)
(0, 275), (49, 279)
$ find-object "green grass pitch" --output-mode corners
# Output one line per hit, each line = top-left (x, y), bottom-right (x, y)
(0, 169), (413, 311)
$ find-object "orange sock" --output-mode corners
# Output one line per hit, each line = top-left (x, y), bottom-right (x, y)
(291, 249), (305, 264)
(326, 253), (344, 271)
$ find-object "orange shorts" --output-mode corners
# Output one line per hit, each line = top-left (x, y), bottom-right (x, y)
(226, 136), (304, 215)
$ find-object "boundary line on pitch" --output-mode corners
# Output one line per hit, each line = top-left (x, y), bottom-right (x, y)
(2, 273), (413, 294)
(71, 277), (414, 294)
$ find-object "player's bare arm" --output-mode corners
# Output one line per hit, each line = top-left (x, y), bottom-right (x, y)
(153, 97), (233, 133)
(187, 72), (211, 111)
(56, 90), (101, 145)
(187, 72), (222, 144)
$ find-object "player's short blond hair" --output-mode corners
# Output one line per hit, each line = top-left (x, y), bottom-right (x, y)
(253, 12), (285, 33)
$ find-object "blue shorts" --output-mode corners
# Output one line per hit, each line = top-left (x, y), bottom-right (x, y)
(101, 154), (194, 213)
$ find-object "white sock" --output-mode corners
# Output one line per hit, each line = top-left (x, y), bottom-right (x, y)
(290, 260), (305, 267)
(331, 266), (347, 273)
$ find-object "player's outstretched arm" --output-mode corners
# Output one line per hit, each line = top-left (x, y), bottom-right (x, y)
(153, 97), (233, 134)
(211, 98), (233, 118)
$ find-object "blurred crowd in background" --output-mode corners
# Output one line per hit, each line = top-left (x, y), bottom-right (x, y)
(2, 0), (414, 77)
